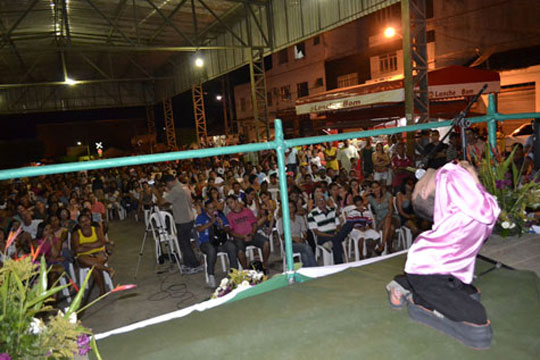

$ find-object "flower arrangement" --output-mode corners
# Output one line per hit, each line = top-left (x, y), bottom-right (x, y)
(478, 146), (540, 236)
(211, 268), (267, 299)
(0, 228), (135, 359)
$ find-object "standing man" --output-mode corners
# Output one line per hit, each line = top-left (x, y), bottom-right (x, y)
(154, 174), (202, 274)
(337, 140), (359, 174)
(360, 138), (374, 180)
(425, 130), (448, 169)
(285, 146), (299, 175)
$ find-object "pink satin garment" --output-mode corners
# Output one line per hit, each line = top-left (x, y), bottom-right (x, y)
(405, 162), (501, 284)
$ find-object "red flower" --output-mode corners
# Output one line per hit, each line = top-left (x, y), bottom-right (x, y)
(4, 227), (22, 253)
(111, 284), (137, 293)
(68, 277), (80, 292)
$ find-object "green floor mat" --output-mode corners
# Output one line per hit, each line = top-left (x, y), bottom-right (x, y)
(93, 256), (540, 360)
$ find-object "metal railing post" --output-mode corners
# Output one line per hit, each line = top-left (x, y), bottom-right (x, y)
(274, 119), (294, 283)
(486, 94), (498, 151)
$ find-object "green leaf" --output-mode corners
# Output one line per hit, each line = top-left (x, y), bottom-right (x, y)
(90, 334), (103, 360)
(24, 282), (70, 310)
(66, 267), (93, 317)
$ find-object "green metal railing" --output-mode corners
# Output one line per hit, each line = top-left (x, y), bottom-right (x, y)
(1, 94), (538, 283)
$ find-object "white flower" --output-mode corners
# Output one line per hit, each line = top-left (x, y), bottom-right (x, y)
(509, 222), (516, 229)
(220, 278), (229, 287)
(237, 280), (251, 290)
(29, 317), (45, 335)
(63, 307), (77, 324)
(501, 221), (510, 229)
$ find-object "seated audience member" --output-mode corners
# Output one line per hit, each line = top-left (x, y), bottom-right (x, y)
(35, 221), (65, 287)
(343, 196), (381, 259)
(367, 181), (399, 254)
(307, 197), (355, 264)
(228, 181), (247, 204)
(20, 210), (42, 239)
(277, 202), (316, 267)
(33, 200), (48, 220)
(72, 214), (114, 295)
(259, 191), (277, 234)
(226, 195), (270, 269)
(244, 187), (260, 217)
(396, 178), (421, 238)
(195, 200), (238, 287)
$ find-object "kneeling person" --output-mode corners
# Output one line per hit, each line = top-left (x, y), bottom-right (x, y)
(387, 161), (500, 349)
(196, 200), (238, 287)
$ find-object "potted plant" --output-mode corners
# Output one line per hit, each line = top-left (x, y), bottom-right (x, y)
(0, 228), (135, 359)
(477, 146), (540, 237)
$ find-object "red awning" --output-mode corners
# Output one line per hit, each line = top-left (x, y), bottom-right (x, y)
(295, 66), (500, 115)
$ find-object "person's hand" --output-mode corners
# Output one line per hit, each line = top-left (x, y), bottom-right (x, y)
(458, 161), (480, 184)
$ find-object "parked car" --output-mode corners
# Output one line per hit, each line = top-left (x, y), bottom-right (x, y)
(505, 122), (533, 151)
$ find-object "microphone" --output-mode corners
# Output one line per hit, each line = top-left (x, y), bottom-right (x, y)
(405, 166), (427, 180)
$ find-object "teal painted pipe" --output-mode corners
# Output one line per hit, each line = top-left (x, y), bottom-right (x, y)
(486, 94), (498, 151)
(0, 141), (276, 181)
(274, 120), (295, 282)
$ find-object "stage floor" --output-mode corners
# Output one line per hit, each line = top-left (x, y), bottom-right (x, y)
(94, 255), (540, 359)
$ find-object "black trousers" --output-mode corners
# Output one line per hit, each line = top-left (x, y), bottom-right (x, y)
(175, 221), (200, 268)
(395, 273), (488, 325)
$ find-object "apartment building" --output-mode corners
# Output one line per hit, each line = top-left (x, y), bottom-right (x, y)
(233, 0), (540, 139)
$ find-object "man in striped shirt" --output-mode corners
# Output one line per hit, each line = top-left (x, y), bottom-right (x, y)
(307, 197), (355, 264)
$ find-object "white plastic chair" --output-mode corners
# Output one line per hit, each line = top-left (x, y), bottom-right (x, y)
(78, 266), (114, 294)
(275, 225), (302, 271)
(202, 252), (229, 284)
(58, 275), (73, 303)
(148, 211), (183, 274)
(311, 230), (348, 266)
(246, 245), (263, 263)
(393, 197), (413, 250)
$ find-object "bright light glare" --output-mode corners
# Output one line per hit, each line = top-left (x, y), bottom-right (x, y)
(384, 27), (396, 38)
(77, 141), (82, 146)
(65, 77), (78, 86)
(195, 57), (204, 68)
(216, 95), (223, 101)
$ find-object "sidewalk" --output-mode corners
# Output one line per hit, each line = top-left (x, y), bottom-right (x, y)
(480, 232), (540, 276)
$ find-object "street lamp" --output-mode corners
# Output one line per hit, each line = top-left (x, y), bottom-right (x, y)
(384, 26), (397, 38)
(65, 77), (78, 86)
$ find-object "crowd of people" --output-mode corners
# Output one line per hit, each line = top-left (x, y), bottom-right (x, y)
(0, 126), (535, 290)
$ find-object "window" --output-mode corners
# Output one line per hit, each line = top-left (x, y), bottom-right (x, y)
(278, 49), (288, 64)
(337, 73), (358, 88)
(240, 97), (246, 112)
(379, 52), (398, 74)
(280, 85), (291, 101)
(267, 91), (273, 107)
(294, 42), (305, 59)
(314, 78), (323, 87)
(313, 36), (320, 45)
(427, 30), (435, 43)
(297, 82), (309, 98)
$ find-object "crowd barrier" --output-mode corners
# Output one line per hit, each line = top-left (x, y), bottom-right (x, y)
(1, 94), (538, 282)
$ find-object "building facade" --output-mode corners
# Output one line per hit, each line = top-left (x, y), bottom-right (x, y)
(233, 0), (540, 139)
